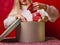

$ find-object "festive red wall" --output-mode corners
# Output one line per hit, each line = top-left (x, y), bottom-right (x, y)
(0, 0), (60, 39)
(0, 0), (15, 38)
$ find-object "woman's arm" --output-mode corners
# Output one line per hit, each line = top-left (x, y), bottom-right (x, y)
(46, 5), (59, 22)
(4, 14), (27, 28)
(31, 2), (59, 22)
(4, 16), (16, 28)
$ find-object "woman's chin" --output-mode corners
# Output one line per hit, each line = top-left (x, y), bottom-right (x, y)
(21, 2), (27, 5)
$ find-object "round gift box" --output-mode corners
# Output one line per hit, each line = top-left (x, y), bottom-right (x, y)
(16, 21), (45, 42)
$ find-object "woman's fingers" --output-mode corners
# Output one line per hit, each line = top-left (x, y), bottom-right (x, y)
(33, 2), (40, 10)
(33, 2), (47, 11)
(14, 14), (27, 22)
(20, 16), (27, 22)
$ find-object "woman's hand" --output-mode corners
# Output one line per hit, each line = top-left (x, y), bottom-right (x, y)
(14, 14), (27, 22)
(32, 2), (47, 11)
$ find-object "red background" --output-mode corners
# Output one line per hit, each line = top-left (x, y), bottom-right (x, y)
(0, 0), (60, 39)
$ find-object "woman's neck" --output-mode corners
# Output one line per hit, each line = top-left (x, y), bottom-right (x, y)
(22, 2), (30, 6)
(21, 3), (31, 10)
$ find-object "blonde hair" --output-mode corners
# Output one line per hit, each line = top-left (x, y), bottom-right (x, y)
(8, 0), (32, 16)
(8, 0), (21, 16)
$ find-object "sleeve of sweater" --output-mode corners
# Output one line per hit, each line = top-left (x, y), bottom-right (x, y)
(46, 5), (60, 22)
(4, 16), (16, 28)
(3, 6), (18, 29)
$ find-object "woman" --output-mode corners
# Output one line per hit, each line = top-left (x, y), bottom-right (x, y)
(4, 0), (59, 42)
(4, 0), (59, 28)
